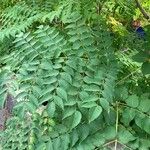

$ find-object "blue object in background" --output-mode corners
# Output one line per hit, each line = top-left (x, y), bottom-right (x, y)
(136, 26), (146, 39)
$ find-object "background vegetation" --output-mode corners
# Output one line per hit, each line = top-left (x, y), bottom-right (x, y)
(0, 0), (150, 150)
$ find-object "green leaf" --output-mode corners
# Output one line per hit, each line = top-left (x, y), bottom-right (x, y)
(13, 101), (25, 110)
(32, 86), (42, 97)
(100, 98), (110, 112)
(40, 61), (53, 70)
(83, 85), (100, 92)
(118, 129), (136, 144)
(142, 61), (150, 75)
(16, 92), (27, 100)
(82, 95), (99, 102)
(88, 106), (102, 122)
(47, 139), (53, 150)
(53, 64), (62, 69)
(72, 40), (81, 49)
(70, 129), (79, 147)
(47, 70), (59, 77)
(0, 92), (6, 109)
(81, 102), (97, 108)
(143, 118), (150, 134)
(138, 98), (150, 112)
(43, 77), (57, 85)
(121, 108), (136, 126)
(56, 87), (67, 101)
(47, 102), (56, 117)
(39, 93), (53, 104)
(63, 66), (74, 76)
(63, 107), (76, 119)
(140, 139), (150, 149)
(78, 125), (90, 142)
(61, 134), (70, 150)
(59, 79), (70, 90)
(125, 95), (139, 108)
(90, 133), (105, 147)
(25, 101), (37, 113)
(61, 72), (72, 84)
(36, 142), (46, 150)
(26, 65), (37, 72)
(135, 113), (145, 129)
(53, 96), (64, 110)
(79, 91), (89, 100)
(103, 126), (116, 140)
(65, 100), (76, 106)
(70, 111), (82, 129)
(132, 51), (148, 62)
(52, 138), (61, 150)
(41, 85), (55, 96)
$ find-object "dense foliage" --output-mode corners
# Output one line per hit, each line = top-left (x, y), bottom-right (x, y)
(0, 0), (150, 150)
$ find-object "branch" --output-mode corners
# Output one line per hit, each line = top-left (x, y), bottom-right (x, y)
(135, 0), (150, 20)
(116, 68), (140, 86)
(96, 1), (105, 15)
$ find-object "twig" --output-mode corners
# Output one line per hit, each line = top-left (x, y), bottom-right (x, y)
(96, 1), (105, 15)
(135, 0), (150, 20)
(115, 102), (119, 134)
(114, 139), (117, 150)
(116, 68), (140, 86)
(103, 139), (134, 150)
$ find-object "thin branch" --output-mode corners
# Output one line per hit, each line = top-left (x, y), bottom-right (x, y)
(103, 139), (134, 150)
(96, 1), (105, 15)
(115, 102), (119, 134)
(103, 139), (116, 147)
(116, 68), (140, 86)
(114, 140), (117, 150)
(135, 0), (150, 20)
